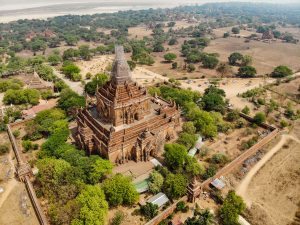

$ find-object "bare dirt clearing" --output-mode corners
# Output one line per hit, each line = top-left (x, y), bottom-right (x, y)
(0, 182), (39, 225)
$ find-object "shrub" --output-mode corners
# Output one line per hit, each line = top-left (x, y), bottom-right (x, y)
(110, 211), (124, 225)
(22, 140), (33, 152)
(253, 112), (266, 125)
(172, 62), (178, 69)
(0, 144), (9, 155)
(13, 130), (20, 138)
(187, 64), (196, 72)
(202, 165), (217, 180)
(211, 153), (228, 165)
(280, 120), (289, 128)
(176, 201), (188, 213)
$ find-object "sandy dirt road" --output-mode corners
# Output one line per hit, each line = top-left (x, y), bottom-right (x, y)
(236, 134), (300, 206)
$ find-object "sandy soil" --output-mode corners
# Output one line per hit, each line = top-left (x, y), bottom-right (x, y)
(0, 182), (39, 225)
(237, 133), (300, 225)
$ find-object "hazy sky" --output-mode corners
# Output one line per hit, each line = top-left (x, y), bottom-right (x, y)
(1, 0), (300, 11)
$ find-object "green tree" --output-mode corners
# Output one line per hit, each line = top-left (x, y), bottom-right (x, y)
(48, 54), (62, 66)
(58, 88), (85, 113)
(185, 156), (205, 177)
(241, 55), (253, 66)
(71, 185), (108, 225)
(35, 64), (56, 81)
(84, 73), (109, 95)
(238, 66), (257, 78)
(61, 63), (81, 81)
(164, 143), (188, 170)
(65, 35), (78, 46)
(271, 65), (293, 78)
(3, 89), (40, 105)
(241, 106), (250, 115)
(163, 173), (187, 199)
(202, 55), (219, 69)
(202, 165), (217, 180)
(79, 45), (92, 60)
(182, 122), (196, 135)
(148, 171), (164, 194)
(177, 132), (197, 149)
(164, 53), (177, 62)
(184, 209), (214, 225)
(88, 158), (113, 184)
(228, 52), (243, 66)
(219, 191), (246, 225)
(102, 174), (139, 206)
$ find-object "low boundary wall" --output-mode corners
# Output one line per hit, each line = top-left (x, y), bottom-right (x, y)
(7, 123), (48, 225)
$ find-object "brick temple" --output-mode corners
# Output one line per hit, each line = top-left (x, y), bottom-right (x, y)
(76, 46), (180, 164)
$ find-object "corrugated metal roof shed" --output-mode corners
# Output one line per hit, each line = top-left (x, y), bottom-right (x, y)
(211, 178), (225, 190)
(188, 148), (197, 157)
(147, 192), (169, 207)
(150, 158), (162, 167)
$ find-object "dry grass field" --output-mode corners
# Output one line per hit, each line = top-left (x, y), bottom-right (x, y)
(205, 37), (300, 75)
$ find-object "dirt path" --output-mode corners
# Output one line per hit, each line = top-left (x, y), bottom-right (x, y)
(52, 67), (84, 95)
(236, 134), (300, 206)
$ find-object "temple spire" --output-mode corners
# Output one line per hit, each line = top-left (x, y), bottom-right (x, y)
(111, 45), (132, 85)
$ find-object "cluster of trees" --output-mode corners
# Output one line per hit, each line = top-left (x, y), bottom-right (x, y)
(32, 107), (138, 224)
(153, 85), (231, 139)
(180, 38), (221, 71)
